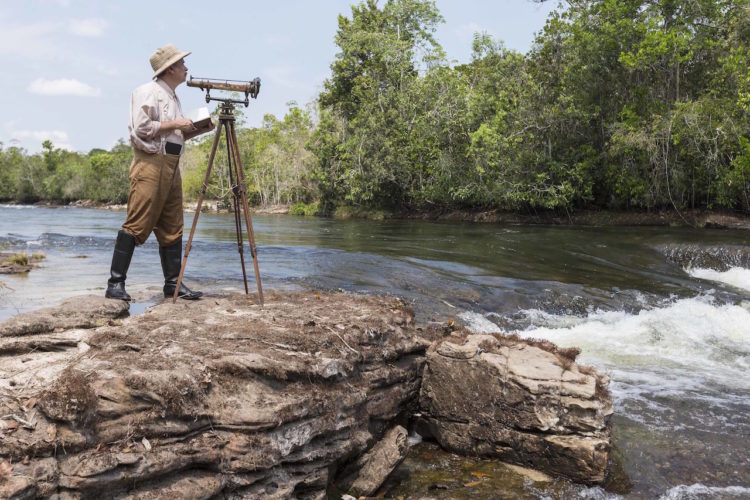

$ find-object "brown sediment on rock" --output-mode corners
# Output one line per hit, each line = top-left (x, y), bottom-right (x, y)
(0, 292), (613, 498)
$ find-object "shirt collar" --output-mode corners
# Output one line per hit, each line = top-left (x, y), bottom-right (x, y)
(155, 78), (177, 98)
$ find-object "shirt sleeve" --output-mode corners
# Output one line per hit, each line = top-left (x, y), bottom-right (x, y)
(130, 89), (162, 140)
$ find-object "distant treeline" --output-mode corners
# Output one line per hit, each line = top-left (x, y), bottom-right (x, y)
(0, 140), (132, 204)
(2, 0), (749, 214)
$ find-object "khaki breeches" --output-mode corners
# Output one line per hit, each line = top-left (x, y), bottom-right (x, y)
(121, 149), (183, 246)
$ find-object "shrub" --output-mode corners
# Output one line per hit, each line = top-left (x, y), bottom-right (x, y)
(289, 202), (319, 216)
(8, 253), (29, 265)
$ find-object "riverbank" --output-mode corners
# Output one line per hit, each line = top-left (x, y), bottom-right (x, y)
(5, 200), (748, 229)
(4, 200), (292, 216)
(337, 206), (750, 229)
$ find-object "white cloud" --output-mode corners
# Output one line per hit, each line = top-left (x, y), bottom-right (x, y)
(0, 17), (108, 59)
(28, 78), (101, 97)
(67, 18), (107, 37)
(8, 129), (74, 150)
(10, 129), (68, 142)
(0, 21), (58, 58)
(10, 130), (69, 142)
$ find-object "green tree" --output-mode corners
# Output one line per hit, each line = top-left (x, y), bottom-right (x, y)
(316, 0), (445, 208)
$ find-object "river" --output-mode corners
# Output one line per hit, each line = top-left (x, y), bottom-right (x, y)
(1, 205), (749, 499)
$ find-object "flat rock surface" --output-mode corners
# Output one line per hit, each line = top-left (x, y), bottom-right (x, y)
(0, 291), (429, 499)
(0, 295), (129, 338)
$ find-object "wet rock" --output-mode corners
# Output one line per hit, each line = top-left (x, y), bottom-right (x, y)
(0, 252), (44, 275)
(655, 243), (750, 271)
(418, 333), (613, 484)
(335, 425), (409, 496)
(703, 213), (750, 230)
(0, 292), (428, 498)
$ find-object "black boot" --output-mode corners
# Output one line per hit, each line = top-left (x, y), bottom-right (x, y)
(105, 230), (135, 301)
(160, 239), (203, 300)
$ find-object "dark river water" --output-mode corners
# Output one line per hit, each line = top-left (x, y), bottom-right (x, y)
(1, 205), (749, 499)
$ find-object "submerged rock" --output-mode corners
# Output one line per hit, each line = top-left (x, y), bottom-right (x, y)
(418, 333), (613, 484)
(0, 292), (613, 498)
(0, 252), (45, 275)
(655, 242), (750, 271)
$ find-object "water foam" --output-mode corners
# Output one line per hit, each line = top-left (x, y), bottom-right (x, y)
(515, 295), (750, 392)
(659, 484), (750, 499)
(457, 310), (502, 334)
(688, 266), (750, 293)
(0, 204), (35, 209)
(461, 294), (750, 408)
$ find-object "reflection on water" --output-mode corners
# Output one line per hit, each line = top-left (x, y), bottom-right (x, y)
(1, 205), (749, 498)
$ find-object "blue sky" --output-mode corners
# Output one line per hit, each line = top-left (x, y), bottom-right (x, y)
(0, 0), (556, 153)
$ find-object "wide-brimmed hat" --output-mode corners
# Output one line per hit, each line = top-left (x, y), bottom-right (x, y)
(150, 43), (191, 78)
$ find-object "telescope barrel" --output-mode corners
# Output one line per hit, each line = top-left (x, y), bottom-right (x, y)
(187, 77), (260, 97)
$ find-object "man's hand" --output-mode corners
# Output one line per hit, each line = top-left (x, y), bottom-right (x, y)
(184, 118), (215, 140)
(161, 118), (195, 133)
(174, 118), (196, 132)
(176, 118), (195, 132)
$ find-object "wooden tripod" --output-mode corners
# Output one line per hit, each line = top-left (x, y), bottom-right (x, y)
(173, 102), (264, 305)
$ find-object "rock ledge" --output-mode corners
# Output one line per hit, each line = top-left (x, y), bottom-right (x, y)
(0, 292), (613, 497)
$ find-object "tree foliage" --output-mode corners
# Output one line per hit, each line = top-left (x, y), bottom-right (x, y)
(181, 103), (315, 207)
(0, 140), (131, 203)
(4, 0), (750, 214)
(312, 0), (750, 212)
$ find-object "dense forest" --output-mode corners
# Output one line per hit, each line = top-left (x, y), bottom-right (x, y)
(1, 0), (749, 214)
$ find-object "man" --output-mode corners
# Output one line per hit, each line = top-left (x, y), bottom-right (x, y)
(105, 43), (213, 301)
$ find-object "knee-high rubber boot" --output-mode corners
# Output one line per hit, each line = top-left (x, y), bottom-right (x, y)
(160, 239), (203, 300)
(105, 230), (135, 301)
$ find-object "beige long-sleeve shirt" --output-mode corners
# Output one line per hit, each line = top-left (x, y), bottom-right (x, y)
(128, 78), (185, 154)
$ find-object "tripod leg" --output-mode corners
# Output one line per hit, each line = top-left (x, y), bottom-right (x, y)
(225, 129), (249, 295)
(173, 120), (224, 303)
(228, 120), (264, 306)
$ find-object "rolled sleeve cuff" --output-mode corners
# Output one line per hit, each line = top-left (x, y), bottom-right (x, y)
(134, 120), (161, 140)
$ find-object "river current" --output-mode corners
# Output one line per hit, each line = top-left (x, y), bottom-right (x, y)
(1, 205), (749, 499)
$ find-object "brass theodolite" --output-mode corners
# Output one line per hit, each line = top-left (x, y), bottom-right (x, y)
(175, 76), (264, 305)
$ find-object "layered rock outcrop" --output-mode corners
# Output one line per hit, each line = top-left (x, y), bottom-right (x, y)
(0, 293), (427, 498)
(0, 292), (613, 498)
(418, 333), (613, 484)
